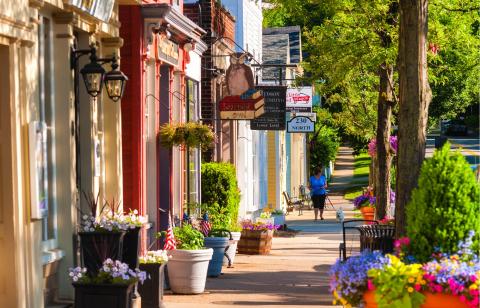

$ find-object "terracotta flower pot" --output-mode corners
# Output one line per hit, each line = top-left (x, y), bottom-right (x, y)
(363, 290), (469, 308)
(421, 292), (469, 308)
(360, 206), (375, 220)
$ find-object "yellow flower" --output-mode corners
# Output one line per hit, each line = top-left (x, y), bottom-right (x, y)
(470, 284), (478, 290)
(407, 287), (414, 293)
(408, 277), (415, 283)
(332, 300), (337, 305)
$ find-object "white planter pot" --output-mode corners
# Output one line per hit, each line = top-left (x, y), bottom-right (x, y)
(223, 231), (241, 266)
(167, 248), (213, 294)
(272, 214), (286, 226)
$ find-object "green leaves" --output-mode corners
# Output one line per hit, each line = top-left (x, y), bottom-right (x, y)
(173, 224), (205, 250)
(201, 163), (241, 231)
(406, 142), (480, 262)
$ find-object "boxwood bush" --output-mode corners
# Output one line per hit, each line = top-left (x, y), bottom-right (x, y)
(406, 143), (479, 262)
(201, 163), (241, 230)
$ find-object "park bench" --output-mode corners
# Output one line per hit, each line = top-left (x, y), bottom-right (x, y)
(339, 219), (379, 261)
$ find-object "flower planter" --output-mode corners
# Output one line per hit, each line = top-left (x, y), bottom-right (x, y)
(272, 214), (285, 226)
(73, 282), (134, 308)
(122, 227), (141, 270)
(360, 207), (375, 220)
(363, 290), (469, 308)
(237, 229), (274, 255)
(223, 231), (241, 266)
(204, 237), (229, 277)
(79, 231), (125, 275)
(167, 248), (213, 294)
(138, 263), (166, 308)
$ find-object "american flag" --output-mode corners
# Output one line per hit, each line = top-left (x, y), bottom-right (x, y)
(200, 212), (211, 237)
(183, 212), (191, 224)
(163, 215), (176, 251)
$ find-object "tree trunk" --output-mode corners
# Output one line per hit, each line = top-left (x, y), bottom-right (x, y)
(395, 0), (432, 236)
(375, 64), (394, 220)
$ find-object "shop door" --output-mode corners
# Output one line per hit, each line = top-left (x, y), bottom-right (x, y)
(0, 44), (19, 307)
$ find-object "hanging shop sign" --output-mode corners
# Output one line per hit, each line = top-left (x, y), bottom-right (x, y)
(68, 0), (115, 22)
(156, 35), (179, 66)
(219, 53), (264, 120)
(226, 52), (255, 96)
(288, 112), (317, 122)
(286, 86), (313, 112)
(287, 116), (315, 133)
(251, 86), (287, 130)
(219, 89), (265, 120)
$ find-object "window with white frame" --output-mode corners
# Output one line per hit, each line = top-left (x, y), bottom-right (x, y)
(185, 79), (200, 204)
(38, 16), (57, 244)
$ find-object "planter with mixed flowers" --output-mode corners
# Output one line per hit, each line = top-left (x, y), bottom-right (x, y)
(330, 233), (479, 308)
(138, 250), (169, 308)
(237, 220), (280, 255)
(353, 191), (376, 221)
(69, 259), (147, 308)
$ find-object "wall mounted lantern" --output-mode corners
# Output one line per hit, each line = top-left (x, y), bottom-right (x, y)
(72, 44), (128, 101)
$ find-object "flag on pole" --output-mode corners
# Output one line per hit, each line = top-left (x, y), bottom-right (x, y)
(163, 215), (176, 251)
(200, 212), (211, 237)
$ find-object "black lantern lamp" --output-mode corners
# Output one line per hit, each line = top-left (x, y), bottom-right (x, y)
(80, 47), (105, 97)
(104, 56), (128, 102)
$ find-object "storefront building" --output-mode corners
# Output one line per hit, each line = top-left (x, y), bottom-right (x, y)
(119, 0), (206, 244)
(0, 0), (125, 306)
(184, 0), (237, 164)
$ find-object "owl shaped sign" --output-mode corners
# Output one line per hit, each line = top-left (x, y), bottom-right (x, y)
(219, 52), (264, 120)
(225, 52), (255, 96)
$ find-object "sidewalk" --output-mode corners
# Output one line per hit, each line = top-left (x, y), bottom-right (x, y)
(163, 147), (356, 308)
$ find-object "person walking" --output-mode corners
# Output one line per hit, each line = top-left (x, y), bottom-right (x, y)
(309, 166), (327, 221)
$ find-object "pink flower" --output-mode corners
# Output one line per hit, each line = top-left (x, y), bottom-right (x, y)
(414, 284), (421, 292)
(471, 275), (477, 283)
(434, 285), (443, 293)
(367, 279), (375, 291)
(460, 295), (467, 302)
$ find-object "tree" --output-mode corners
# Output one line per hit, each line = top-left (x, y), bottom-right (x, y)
(395, 0), (431, 236)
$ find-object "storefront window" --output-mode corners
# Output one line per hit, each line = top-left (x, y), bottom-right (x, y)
(185, 79), (200, 204)
(38, 16), (57, 243)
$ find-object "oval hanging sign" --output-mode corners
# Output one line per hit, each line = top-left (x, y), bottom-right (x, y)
(287, 116), (315, 133)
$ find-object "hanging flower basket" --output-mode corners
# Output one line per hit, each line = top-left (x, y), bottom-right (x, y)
(158, 122), (215, 151)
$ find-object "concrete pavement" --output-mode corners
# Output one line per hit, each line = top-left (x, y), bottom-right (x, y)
(163, 148), (357, 308)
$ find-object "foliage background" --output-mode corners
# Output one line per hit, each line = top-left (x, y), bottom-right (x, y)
(406, 143), (480, 262)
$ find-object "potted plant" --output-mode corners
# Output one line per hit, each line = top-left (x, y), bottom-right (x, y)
(122, 208), (148, 270)
(237, 220), (280, 255)
(78, 193), (129, 275)
(353, 190), (376, 220)
(223, 221), (242, 267)
(69, 259), (147, 308)
(167, 224), (213, 294)
(270, 209), (286, 226)
(255, 211), (275, 225)
(204, 229), (231, 277)
(158, 122), (215, 151)
(138, 250), (169, 308)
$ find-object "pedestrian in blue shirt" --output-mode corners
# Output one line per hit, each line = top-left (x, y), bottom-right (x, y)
(309, 166), (327, 221)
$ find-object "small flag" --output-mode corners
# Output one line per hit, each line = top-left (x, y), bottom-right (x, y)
(163, 215), (176, 251)
(183, 212), (191, 224)
(200, 212), (211, 237)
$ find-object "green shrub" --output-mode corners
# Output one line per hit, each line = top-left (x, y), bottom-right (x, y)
(173, 224), (204, 250)
(310, 126), (340, 173)
(406, 143), (480, 262)
(201, 163), (241, 230)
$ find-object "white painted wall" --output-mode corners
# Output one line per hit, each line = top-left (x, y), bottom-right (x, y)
(221, 0), (263, 218)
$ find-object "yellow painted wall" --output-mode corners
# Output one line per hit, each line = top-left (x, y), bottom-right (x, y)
(266, 131), (276, 209)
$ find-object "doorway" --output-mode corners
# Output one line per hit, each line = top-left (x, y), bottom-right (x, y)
(0, 43), (19, 308)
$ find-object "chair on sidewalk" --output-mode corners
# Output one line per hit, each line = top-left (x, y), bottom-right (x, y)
(283, 191), (303, 215)
(339, 219), (378, 261)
